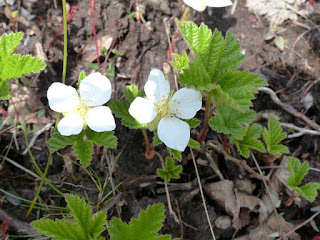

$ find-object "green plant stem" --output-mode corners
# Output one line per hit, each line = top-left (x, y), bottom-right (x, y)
(197, 92), (213, 144)
(190, 148), (216, 240)
(3, 0), (13, 16)
(25, 0), (68, 218)
(141, 128), (150, 148)
(141, 128), (155, 160)
(180, 5), (191, 22)
(62, 0), (68, 84)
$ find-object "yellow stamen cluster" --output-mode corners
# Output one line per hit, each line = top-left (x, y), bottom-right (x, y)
(155, 95), (181, 118)
(74, 101), (90, 119)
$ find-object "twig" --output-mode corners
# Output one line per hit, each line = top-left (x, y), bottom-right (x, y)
(22, 123), (53, 155)
(1, 155), (41, 180)
(285, 211), (320, 238)
(104, 148), (121, 218)
(281, 122), (320, 138)
(175, 199), (184, 240)
(208, 142), (264, 181)
(301, 78), (320, 103)
(190, 148), (216, 240)
(250, 153), (283, 238)
(257, 87), (320, 131)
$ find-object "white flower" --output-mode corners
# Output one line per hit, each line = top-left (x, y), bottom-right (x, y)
(183, 0), (232, 11)
(129, 69), (202, 152)
(47, 72), (116, 136)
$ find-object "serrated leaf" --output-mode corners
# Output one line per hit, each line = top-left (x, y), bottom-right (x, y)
(218, 71), (267, 111)
(183, 118), (201, 128)
(287, 157), (309, 187)
(209, 102), (255, 139)
(0, 32), (24, 58)
(294, 183), (320, 202)
(122, 84), (139, 104)
(168, 147), (182, 161)
(262, 117), (289, 156)
(73, 136), (93, 167)
(170, 50), (189, 71)
(48, 131), (77, 153)
(211, 84), (241, 111)
(230, 124), (266, 158)
(64, 194), (106, 238)
(108, 203), (177, 240)
(32, 219), (86, 240)
(188, 138), (200, 149)
(86, 128), (117, 149)
(0, 80), (10, 99)
(157, 157), (183, 182)
(109, 100), (147, 129)
(0, 54), (45, 81)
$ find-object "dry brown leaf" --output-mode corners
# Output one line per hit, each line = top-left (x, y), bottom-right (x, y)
(82, 35), (113, 63)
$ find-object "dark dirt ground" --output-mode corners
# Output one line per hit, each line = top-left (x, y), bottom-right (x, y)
(1, 0), (320, 239)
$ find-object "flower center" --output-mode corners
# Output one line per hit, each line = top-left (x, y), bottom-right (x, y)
(155, 96), (180, 118)
(74, 101), (90, 119)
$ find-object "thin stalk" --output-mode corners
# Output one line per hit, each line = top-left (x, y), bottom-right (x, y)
(180, 5), (191, 22)
(190, 148), (216, 240)
(198, 92), (213, 144)
(141, 128), (154, 160)
(141, 128), (150, 148)
(25, 0), (68, 218)
(3, 0), (13, 16)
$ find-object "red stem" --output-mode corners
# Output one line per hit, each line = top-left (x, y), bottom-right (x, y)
(46, 6), (76, 52)
(90, 0), (100, 66)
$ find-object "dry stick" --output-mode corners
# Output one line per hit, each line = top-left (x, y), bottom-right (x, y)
(2, 155), (41, 180)
(250, 153), (283, 239)
(208, 142), (263, 181)
(190, 148), (216, 240)
(285, 211), (320, 238)
(281, 122), (320, 138)
(154, 151), (180, 223)
(22, 123), (53, 155)
(105, 148), (121, 218)
(175, 199), (184, 240)
(301, 78), (320, 103)
(257, 87), (320, 131)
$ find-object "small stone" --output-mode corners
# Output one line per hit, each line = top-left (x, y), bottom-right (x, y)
(215, 216), (232, 230)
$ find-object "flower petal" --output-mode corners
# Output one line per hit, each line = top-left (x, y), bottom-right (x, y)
(128, 97), (157, 124)
(204, 0), (232, 7)
(171, 88), (202, 119)
(158, 117), (190, 152)
(79, 72), (112, 107)
(183, 0), (206, 11)
(86, 106), (116, 132)
(57, 113), (83, 136)
(144, 69), (170, 103)
(47, 82), (79, 113)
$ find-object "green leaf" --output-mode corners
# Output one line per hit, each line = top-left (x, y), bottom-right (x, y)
(218, 71), (267, 111)
(88, 62), (99, 70)
(153, 133), (162, 146)
(262, 117), (289, 156)
(209, 102), (255, 140)
(294, 183), (320, 202)
(287, 157), (309, 187)
(168, 147), (182, 161)
(65, 194), (106, 239)
(32, 219), (86, 240)
(211, 84), (241, 111)
(170, 50), (189, 72)
(86, 128), (117, 149)
(157, 157), (183, 182)
(112, 49), (124, 56)
(0, 54), (45, 81)
(230, 124), (266, 158)
(78, 71), (86, 87)
(0, 80), (10, 99)
(0, 32), (24, 58)
(48, 131), (77, 153)
(122, 84), (139, 104)
(108, 203), (177, 240)
(183, 118), (201, 128)
(188, 138), (200, 149)
(109, 100), (147, 129)
(73, 136), (93, 167)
